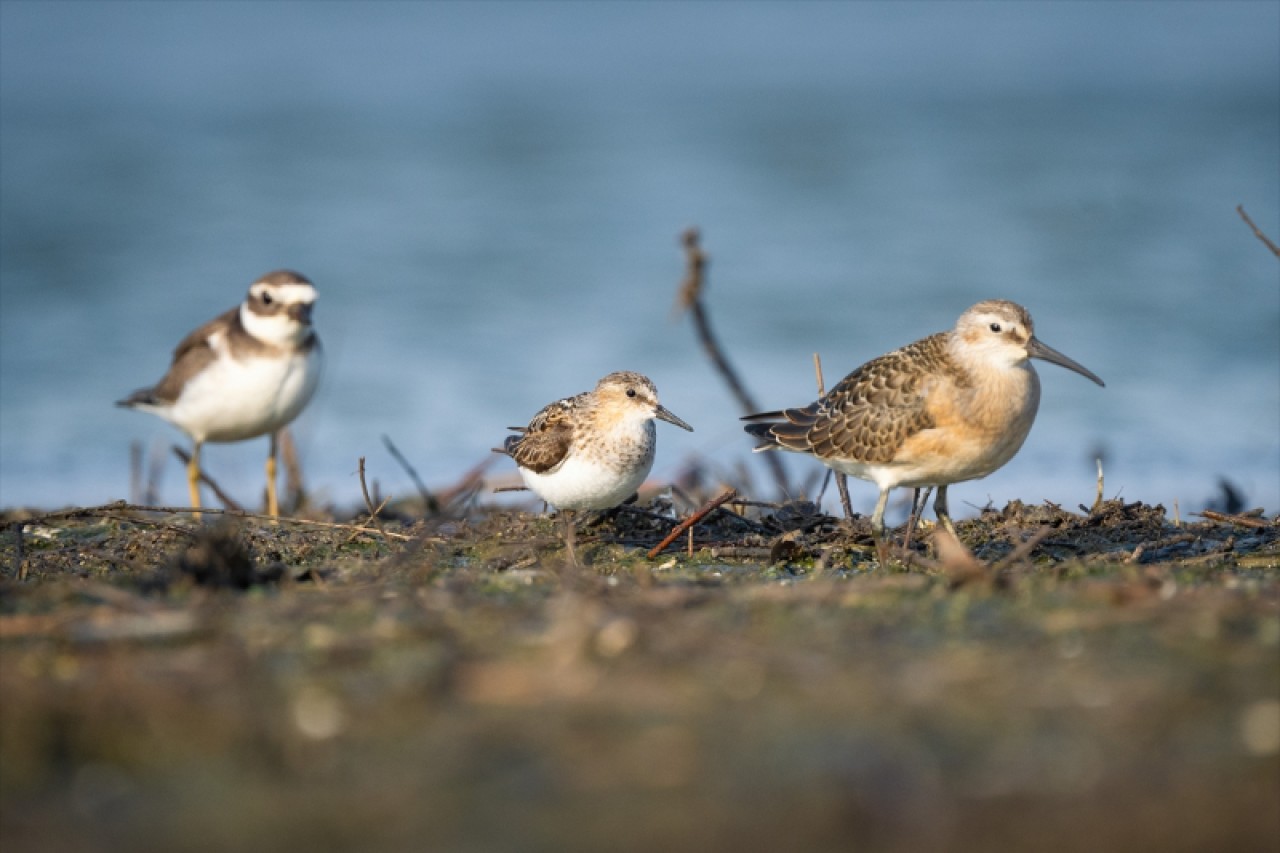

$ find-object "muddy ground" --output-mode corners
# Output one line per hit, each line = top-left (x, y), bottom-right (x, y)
(1, 495), (1278, 853)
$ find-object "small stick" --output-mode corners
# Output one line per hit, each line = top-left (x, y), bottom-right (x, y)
(931, 525), (988, 586)
(19, 501), (416, 540)
(355, 457), (389, 531)
(1196, 509), (1272, 530)
(991, 525), (1056, 572)
(647, 487), (737, 559)
(170, 446), (244, 512)
(434, 455), (498, 508)
(1092, 457), (1105, 513)
(145, 441), (166, 506)
(667, 484), (766, 532)
(1237, 204), (1280, 258)
(676, 228), (789, 497)
(129, 441), (143, 505)
(727, 498), (793, 509)
(278, 427), (306, 512)
(12, 522), (25, 581)
(814, 352), (854, 519)
(382, 434), (439, 514)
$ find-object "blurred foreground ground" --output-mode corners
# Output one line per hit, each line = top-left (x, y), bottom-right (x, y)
(1, 499), (1278, 852)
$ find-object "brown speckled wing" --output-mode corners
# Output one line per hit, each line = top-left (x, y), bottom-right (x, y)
(503, 394), (585, 474)
(748, 333), (962, 464)
(117, 308), (238, 407)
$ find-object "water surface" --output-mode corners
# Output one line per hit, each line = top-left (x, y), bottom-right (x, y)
(2, 2), (1277, 515)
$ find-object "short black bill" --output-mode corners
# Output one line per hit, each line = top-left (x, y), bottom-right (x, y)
(656, 405), (694, 431)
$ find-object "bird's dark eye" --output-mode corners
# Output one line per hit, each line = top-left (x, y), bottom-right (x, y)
(626, 388), (637, 398)
(989, 323), (1002, 333)
(261, 292), (273, 306)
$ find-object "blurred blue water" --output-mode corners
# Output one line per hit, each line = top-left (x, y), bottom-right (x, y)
(2, 1), (1278, 515)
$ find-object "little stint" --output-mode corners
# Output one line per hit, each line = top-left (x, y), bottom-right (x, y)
(501, 371), (693, 564)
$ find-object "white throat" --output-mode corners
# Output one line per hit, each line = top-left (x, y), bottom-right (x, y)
(240, 303), (311, 348)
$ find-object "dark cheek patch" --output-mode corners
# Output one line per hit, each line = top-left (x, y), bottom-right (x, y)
(249, 295), (288, 316)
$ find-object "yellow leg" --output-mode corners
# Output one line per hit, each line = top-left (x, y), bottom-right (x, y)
(266, 433), (280, 519)
(187, 441), (203, 522)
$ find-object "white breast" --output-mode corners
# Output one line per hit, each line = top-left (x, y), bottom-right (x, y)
(518, 448), (653, 511)
(165, 335), (322, 443)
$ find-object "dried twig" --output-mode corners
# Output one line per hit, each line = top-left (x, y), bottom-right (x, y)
(1196, 509), (1272, 530)
(382, 434), (439, 514)
(170, 446), (244, 512)
(278, 427), (306, 512)
(991, 525), (1056, 572)
(144, 441), (165, 507)
(129, 441), (143, 505)
(728, 498), (792, 509)
(1092, 457), (1105, 514)
(931, 525), (989, 587)
(11, 522), (25, 581)
(675, 228), (788, 497)
(1237, 204), (1280, 259)
(356, 457), (389, 528)
(344, 457), (391, 546)
(18, 501), (416, 541)
(647, 488), (738, 559)
(434, 455), (499, 509)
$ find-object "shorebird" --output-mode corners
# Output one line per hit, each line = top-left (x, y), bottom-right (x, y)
(743, 300), (1104, 562)
(117, 270), (322, 518)
(500, 371), (693, 564)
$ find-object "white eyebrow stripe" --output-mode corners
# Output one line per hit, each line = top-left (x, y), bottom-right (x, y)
(252, 283), (318, 303)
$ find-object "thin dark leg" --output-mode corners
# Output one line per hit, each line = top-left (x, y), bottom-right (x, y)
(870, 488), (892, 565)
(563, 509), (580, 568)
(902, 486), (934, 551)
(934, 485), (959, 538)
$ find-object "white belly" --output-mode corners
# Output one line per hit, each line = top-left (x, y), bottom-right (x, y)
(830, 452), (1009, 492)
(518, 452), (652, 511)
(165, 348), (322, 443)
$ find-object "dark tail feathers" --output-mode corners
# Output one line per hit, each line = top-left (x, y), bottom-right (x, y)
(116, 388), (158, 409)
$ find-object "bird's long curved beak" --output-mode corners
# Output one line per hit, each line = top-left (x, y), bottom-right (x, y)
(1027, 337), (1105, 387)
(656, 405), (694, 431)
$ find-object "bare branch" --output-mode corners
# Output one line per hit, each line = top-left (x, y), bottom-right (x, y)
(674, 228), (789, 497)
(14, 501), (416, 541)
(278, 427), (306, 512)
(382, 434), (439, 514)
(647, 487), (738, 559)
(1196, 509), (1272, 530)
(1237, 205), (1280, 259)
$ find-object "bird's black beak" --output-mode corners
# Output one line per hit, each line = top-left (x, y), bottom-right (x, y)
(288, 302), (314, 324)
(656, 405), (694, 431)
(1027, 336), (1105, 387)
